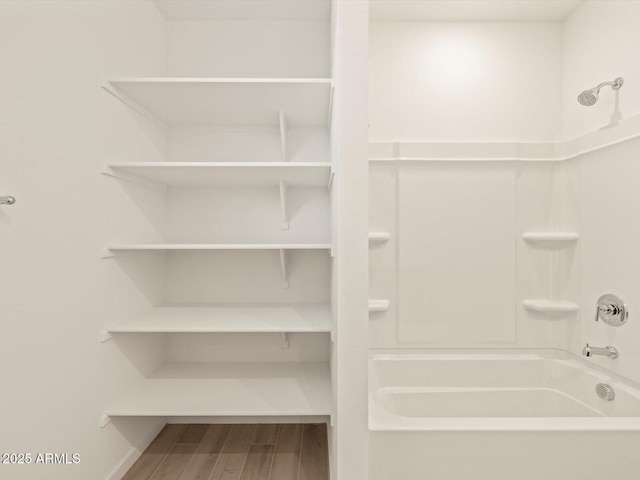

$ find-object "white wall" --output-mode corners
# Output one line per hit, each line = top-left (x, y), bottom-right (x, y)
(563, 1), (640, 139)
(166, 20), (330, 77)
(0, 1), (166, 479)
(369, 22), (563, 142)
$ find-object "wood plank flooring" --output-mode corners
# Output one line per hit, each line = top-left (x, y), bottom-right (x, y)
(122, 424), (329, 480)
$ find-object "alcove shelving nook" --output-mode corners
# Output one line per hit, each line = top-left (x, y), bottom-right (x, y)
(368, 231), (391, 314)
(522, 231), (579, 316)
(100, 75), (334, 425)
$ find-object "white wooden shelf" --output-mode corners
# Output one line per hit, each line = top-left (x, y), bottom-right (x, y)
(522, 232), (578, 249)
(104, 361), (331, 418)
(368, 232), (391, 244)
(104, 77), (333, 127)
(106, 303), (332, 334)
(102, 162), (333, 229)
(103, 162), (333, 188)
(523, 299), (579, 314)
(104, 243), (332, 254)
(369, 299), (390, 313)
(102, 244), (332, 289)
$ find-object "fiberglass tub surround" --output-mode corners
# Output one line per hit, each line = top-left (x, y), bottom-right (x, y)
(368, 2), (640, 479)
(369, 351), (640, 480)
(370, 350), (640, 431)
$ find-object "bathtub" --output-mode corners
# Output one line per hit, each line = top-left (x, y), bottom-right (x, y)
(369, 350), (640, 480)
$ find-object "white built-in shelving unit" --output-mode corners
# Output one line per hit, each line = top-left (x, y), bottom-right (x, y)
(106, 304), (332, 334)
(103, 77), (333, 127)
(104, 362), (331, 418)
(104, 243), (331, 254)
(102, 244), (331, 288)
(103, 162), (332, 188)
(102, 74), (334, 423)
(102, 163), (332, 230)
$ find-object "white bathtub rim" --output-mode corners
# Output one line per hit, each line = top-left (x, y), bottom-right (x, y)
(369, 348), (640, 432)
(369, 394), (640, 432)
(377, 385), (603, 415)
(369, 348), (640, 392)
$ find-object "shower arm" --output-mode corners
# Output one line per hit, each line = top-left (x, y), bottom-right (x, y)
(595, 78), (624, 91)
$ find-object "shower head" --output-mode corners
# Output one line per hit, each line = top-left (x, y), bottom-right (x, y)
(578, 88), (599, 106)
(578, 77), (624, 106)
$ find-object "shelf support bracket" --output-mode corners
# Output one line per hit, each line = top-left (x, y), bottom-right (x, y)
(327, 168), (335, 191)
(99, 330), (113, 343)
(279, 110), (288, 162)
(101, 164), (166, 192)
(101, 248), (165, 259)
(99, 414), (112, 428)
(279, 249), (289, 289)
(280, 332), (290, 349)
(279, 180), (289, 230)
(101, 81), (168, 132)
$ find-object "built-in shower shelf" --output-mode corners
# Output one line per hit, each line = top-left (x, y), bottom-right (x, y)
(103, 162), (333, 188)
(104, 361), (331, 418)
(104, 77), (333, 127)
(106, 303), (332, 334)
(369, 232), (391, 244)
(523, 299), (578, 314)
(369, 299), (390, 313)
(522, 232), (579, 249)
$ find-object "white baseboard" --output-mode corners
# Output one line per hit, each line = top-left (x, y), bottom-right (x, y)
(105, 418), (167, 480)
(165, 415), (330, 424)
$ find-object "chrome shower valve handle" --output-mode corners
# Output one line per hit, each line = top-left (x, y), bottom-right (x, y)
(595, 294), (628, 326)
(599, 304), (621, 315)
(0, 195), (15, 205)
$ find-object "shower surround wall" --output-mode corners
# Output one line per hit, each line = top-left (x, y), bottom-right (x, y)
(369, 158), (579, 350)
(368, 20), (579, 351)
(563, 1), (640, 385)
(563, 1), (640, 139)
(369, 1), (640, 383)
(368, 7), (640, 478)
(369, 22), (563, 142)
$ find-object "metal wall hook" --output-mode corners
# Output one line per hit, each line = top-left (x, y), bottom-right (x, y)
(0, 196), (15, 205)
